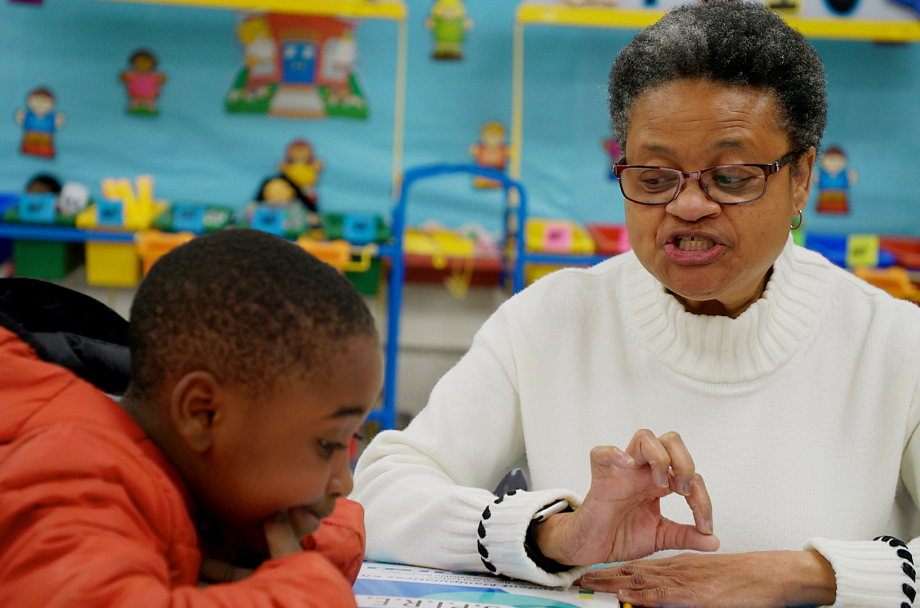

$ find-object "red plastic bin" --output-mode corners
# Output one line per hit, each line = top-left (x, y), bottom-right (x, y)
(586, 222), (631, 255)
(879, 236), (920, 269)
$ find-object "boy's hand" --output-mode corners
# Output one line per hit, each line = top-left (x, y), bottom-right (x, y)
(198, 508), (315, 584)
(263, 507), (316, 558)
(199, 558), (255, 584)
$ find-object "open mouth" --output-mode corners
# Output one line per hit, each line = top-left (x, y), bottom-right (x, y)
(676, 236), (717, 251)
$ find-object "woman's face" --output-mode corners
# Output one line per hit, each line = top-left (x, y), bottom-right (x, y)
(624, 79), (815, 317)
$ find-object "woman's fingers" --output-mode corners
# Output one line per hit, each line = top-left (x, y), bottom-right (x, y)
(659, 431), (695, 497)
(625, 429), (695, 493)
(686, 473), (715, 535)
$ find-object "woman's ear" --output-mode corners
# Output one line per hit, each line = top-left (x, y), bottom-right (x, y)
(792, 146), (818, 212)
(170, 371), (222, 454)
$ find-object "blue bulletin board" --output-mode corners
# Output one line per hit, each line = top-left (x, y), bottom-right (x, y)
(2, 0), (920, 236)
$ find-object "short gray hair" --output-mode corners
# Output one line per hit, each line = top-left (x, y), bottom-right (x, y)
(608, 0), (827, 154)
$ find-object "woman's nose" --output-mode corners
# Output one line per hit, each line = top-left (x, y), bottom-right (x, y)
(666, 178), (722, 222)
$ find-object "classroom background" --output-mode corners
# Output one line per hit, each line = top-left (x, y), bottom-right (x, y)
(3, 0), (920, 422)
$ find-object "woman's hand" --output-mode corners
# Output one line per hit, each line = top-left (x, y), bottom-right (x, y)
(198, 508), (315, 584)
(577, 550), (837, 608)
(533, 430), (718, 567)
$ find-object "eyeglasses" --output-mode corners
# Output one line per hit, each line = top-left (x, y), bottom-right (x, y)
(612, 150), (804, 206)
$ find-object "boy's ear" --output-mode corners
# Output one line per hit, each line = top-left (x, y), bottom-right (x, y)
(170, 371), (222, 454)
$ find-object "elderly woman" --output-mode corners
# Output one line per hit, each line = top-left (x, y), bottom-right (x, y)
(352, 2), (920, 606)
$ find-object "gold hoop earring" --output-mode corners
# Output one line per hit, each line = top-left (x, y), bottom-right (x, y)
(791, 208), (804, 231)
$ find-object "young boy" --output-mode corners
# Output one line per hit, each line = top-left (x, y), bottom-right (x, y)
(0, 228), (383, 606)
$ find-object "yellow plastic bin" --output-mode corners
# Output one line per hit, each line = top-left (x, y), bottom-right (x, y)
(136, 230), (196, 275)
(524, 218), (595, 285)
(85, 241), (141, 287)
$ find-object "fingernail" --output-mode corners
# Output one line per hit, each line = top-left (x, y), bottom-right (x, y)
(680, 479), (692, 496)
(705, 519), (714, 534)
(660, 473), (669, 488)
(619, 453), (635, 466)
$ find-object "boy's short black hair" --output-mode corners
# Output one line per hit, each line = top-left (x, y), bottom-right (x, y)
(126, 228), (377, 401)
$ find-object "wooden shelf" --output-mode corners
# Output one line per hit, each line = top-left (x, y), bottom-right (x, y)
(93, 0), (407, 20)
(516, 1), (920, 42)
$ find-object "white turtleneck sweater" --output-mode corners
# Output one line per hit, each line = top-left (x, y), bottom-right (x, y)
(352, 237), (920, 607)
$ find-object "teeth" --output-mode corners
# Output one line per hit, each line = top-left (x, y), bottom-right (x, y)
(677, 236), (716, 251)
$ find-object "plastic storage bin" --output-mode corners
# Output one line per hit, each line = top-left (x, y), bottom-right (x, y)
(586, 222), (631, 255)
(879, 236), (920, 269)
(85, 241), (141, 287)
(136, 230), (196, 275)
(524, 218), (595, 284)
(13, 240), (83, 280)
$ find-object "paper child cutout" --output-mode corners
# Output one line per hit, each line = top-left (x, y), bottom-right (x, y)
(15, 87), (65, 159)
(816, 146), (857, 214)
(469, 121), (510, 188)
(120, 49), (167, 115)
(426, 0), (473, 60)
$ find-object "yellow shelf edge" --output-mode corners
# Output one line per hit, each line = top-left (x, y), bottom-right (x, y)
(92, 0), (407, 20)
(515, 2), (920, 41)
(517, 4), (664, 28)
(785, 15), (920, 41)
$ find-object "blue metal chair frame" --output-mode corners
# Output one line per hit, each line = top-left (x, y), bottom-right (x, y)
(364, 163), (609, 431)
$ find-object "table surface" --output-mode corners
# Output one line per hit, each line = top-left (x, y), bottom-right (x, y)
(354, 561), (620, 608)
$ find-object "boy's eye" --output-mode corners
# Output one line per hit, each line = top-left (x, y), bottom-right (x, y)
(318, 440), (347, 459)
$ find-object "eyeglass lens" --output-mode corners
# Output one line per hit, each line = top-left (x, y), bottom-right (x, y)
(619, 166), (768, 205)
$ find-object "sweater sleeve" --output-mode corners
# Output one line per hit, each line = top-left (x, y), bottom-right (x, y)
(0, 429), (364, 608)
(803, 377), (920, 608)
(352, 307), (588, 587)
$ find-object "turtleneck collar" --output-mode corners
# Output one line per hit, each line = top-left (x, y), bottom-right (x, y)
(623, 235), (831, 383)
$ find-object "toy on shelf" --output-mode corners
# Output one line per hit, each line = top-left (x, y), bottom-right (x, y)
(243, 174), (320, 239)
(468, 121), (510, 188)
(119, 49), (167, 115)
(426, 0), (473, 60)
(278, 139), (323, 207)
(153, 202), (235, 234)
(816, 145), (857, 214)
(226, 14), (368, 120)
(14, 87), (65, 159)
(3, 174), (90, 227)
(76, 175), (166, 231)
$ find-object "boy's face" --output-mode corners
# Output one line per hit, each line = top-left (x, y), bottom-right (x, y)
(199, 336), (382, 556)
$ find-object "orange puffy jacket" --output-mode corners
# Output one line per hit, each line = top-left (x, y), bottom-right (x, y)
(0, 321), (366, 608)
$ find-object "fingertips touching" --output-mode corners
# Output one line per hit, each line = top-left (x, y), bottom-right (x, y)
(659, 431), (695, 496)
(686, 473), (714, 536)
